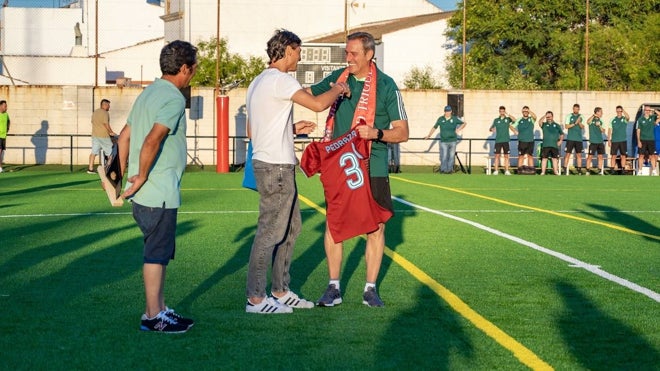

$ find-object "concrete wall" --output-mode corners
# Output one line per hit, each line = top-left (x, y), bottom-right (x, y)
(1, 85), (658, 168)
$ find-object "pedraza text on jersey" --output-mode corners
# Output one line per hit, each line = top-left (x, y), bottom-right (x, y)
(324, 129), (357, 153)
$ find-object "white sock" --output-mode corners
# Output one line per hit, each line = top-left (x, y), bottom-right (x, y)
(329, 279), (340, 291)
(364, 282), (376, 292)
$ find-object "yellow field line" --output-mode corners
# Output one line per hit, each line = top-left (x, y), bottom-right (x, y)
(297, 193), (553, 371)
(391, 176), (660, 241)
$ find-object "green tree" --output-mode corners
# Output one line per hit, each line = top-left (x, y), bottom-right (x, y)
(446, 0), (660, 90)
(191, 37), (266, 88)
(403, 65), (443, 89)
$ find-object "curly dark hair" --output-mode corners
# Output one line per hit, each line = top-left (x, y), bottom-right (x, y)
(160, 40), (198, 76)
(266, 29), (301, 64)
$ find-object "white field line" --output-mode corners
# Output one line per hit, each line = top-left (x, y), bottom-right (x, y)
(393, 196), (660, 303)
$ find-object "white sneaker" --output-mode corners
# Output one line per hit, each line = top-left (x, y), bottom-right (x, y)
(505, 170), (511, 176)
(653, 170), (658, 176)
(246, 296), (292, 314)
(0, 167), (3, 173)
(274, 290), (314, 309)
(599, 171), (604, 175)
(492, 171), (498, 175)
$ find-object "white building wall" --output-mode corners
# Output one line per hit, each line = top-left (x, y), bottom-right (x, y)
(381, 19), (454, 88)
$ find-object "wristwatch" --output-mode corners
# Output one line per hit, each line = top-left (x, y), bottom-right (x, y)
(376, 129), (383, 141)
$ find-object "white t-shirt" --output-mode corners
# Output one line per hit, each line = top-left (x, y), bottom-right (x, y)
(246, 68), (302, 165)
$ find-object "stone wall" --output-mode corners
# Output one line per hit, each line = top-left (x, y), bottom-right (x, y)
(1, 85), (658, 169)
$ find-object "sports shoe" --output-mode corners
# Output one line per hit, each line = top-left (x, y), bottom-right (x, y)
(362, 287), (384, 307)
(0, 167), (3, 173)
(317, 284), (342, 307)
(140, 310), (190, 333)
(245, 296), (292, 314)
(492, 171), (498, 176)
(653, 169), (658, 176)
(504, 170), (511, 176)
(274, 291), (314, 309)
(86, 168), (96, 174)
(164, 307), (194, 328)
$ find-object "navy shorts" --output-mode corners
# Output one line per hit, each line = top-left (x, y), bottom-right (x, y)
(371, 177), (393, 214)
(132, 202), (177, 265)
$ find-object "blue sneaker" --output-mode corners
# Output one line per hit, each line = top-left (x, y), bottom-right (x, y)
(362, 287), (384, 307)
(140, 311), (190, 333)
(317, 284), (342, 307)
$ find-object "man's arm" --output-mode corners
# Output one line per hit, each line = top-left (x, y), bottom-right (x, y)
(121, 123), (170, 199)
(355, 119), (409, 143)
(292, 83), (347, 112)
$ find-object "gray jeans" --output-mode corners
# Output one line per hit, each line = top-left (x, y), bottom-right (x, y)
(440, 141), (457, 173)
(246, 160), (301, 298)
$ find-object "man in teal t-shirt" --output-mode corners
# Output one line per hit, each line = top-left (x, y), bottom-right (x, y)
(604, 105), (630, 174)
(539, 111), (564, 175)
(636, 105), (659, 175)
(513, 106), (537, 169)
(488, 106), (517, 175)
(563, 103), (585, 174)
(585, 107), (606, 175)
(424, 105), (466, 173)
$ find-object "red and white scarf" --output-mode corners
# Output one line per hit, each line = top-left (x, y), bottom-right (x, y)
(322, 62), (378, 143)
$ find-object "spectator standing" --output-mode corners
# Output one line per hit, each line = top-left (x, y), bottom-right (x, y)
(539, 111), (564, 175)
(424, 105), (466, 174)
(636, 105), (659, 176)
(0, 100), (9, 173)
(563, 103), (585, 175)
(488, 106), (517, 175)
(585, 107), (606, 175)
(88, 99), (116, 174)
(513, 106), (537, 171)
(605, 105), (630, 174)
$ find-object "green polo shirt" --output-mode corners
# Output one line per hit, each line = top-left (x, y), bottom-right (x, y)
(434, 115), (464, 143)
(126, 78), (188, 208)
(637, 114), (657, 141)
(490, 116), (514, 143)
(565, 113), (584, 141)
(514, 116), (535, 142)
(311, 67), (407, 177)
(607, 116), (629, 143)
(587, 117), (604, 143)
(541, 121), (563, 148)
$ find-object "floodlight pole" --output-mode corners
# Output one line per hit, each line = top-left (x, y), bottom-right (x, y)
(584, 0), (589, 90)
(462, 0), (466, 89)
(94, 0), (98, 87)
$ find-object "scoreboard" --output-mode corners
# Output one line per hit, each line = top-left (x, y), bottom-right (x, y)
(294, 43), (346, 87)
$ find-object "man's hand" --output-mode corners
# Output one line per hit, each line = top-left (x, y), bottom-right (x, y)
(355, 125), (376, 140)
(121, 174), (147, 199)
(294, 120), (316, 135)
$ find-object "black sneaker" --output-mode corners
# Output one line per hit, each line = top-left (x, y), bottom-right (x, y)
(86, 168), (96, 174)
(164, 307), (194, 328)
(317, 284), (342, 307)
(362, 287), (384, 307)
(140, 311), (190, 333)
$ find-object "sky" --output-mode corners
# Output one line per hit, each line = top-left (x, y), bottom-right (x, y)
(10, 0), (459, 11)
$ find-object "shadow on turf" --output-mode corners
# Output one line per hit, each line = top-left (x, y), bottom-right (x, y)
(580, 203), (660, 243)
(377, 284), (474, 368)
(0, 178), (98, 198)
(555, 281), (659, 370)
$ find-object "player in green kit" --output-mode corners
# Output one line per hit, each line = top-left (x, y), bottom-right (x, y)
(488, 106), (517, 175)
(539, 111), (564, 175)
(513, 106), (537, 172)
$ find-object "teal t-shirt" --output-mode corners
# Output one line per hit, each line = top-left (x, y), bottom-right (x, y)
(311, 67), (407, 177)
(514, 116), (535, 142)
(608, 116), (629, 143)
(490, 116), (514, 143)
(587, 117), (605, 143)
(637, 114), (657, 141)
(434, 115), (464, 143)
(541, 121), (563, 148)
(0, 112), (9, 138)
(565, 113), (584, 141)
(126, 78), (188, 208)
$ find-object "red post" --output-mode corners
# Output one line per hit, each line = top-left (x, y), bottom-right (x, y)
(216, 95), (230, 173)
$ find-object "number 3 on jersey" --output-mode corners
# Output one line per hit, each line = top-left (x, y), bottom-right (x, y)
(339, 143), (365, 190)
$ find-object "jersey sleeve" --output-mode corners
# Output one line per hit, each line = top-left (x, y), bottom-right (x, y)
(300, 143), (321, 177)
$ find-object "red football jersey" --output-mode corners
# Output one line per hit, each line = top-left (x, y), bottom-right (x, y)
(300, 128), (393, 243)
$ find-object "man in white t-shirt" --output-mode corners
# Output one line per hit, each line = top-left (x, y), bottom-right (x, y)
(244, 29), (349, 314)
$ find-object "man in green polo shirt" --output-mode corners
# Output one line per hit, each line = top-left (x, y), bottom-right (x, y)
(488, 106), (517, 175)
(424, 105), (466, 174)
(605, 105), (631, 174)
(585, 107), (606, 175)
(636, 105), (660, 176)
(563, 103), (585, 175)
(539, 111), (564, 175)
(513, 106), (537, 170)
